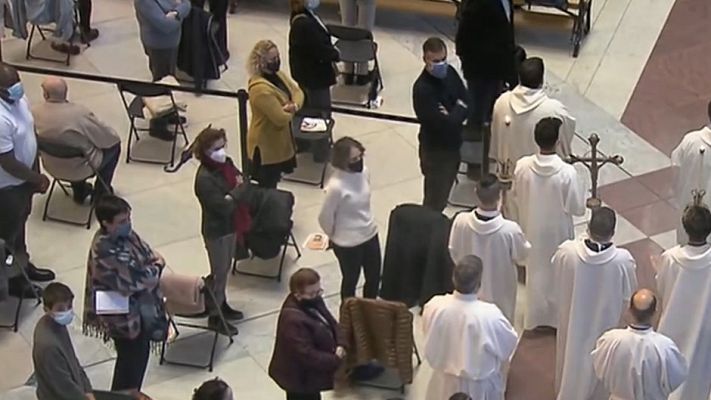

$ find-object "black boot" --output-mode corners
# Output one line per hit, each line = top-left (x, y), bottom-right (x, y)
(208, 316), (239, 336)
(27, 262), (55, 282)
(221, 303), (244, 321)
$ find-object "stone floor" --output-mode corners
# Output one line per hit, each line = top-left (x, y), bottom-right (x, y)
(0, 0), (702, 397)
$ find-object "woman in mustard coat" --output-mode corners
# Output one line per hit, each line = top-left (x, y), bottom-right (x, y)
(246, 40), (304, 188)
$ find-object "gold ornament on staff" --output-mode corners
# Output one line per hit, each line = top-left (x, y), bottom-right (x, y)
(566, 133), (623, 209)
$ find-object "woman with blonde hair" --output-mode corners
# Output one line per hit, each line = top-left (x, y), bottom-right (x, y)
(246, 40), (304, 189)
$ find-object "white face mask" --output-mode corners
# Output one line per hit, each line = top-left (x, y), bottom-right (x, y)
(52, 310), (74, 326)
(305, 0), (320, 10)
(209, 148), (227, 163)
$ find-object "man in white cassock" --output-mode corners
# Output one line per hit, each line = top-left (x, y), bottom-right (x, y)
(656, 201), (711, 400)
(423, 255), (518, 400)
(670, 99), (711, 244)
(554, 206), (638, 400)
(490, 57), (575, 166)
(511, 117), (586, 330)
(592, 289), (688, 400)
(449, 173), (530, 323)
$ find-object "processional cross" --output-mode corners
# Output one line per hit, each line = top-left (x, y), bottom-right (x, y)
(495, 133), (623, 211)
(566, 133), (623, 209)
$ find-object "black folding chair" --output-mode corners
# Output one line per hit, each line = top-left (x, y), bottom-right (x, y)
(159, 277), (235, 372)
(117, 81), (188, 167)
(231, 228), (302, 283)
(522, 0), (592, 57)
(37, 136), (112, 229)
(328, 24), (383, 108)
(25, 0), (88, 66)
(0, 241), (41, 333)
(284, 115), (335, 188)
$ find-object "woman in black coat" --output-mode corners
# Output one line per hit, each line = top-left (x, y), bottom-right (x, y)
(288, 0), (340, 118)
(269, 268), (346, 400)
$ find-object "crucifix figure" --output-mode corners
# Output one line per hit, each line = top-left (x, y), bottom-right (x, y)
(566, 133), (623, 209)
(496, 158), (515, 218)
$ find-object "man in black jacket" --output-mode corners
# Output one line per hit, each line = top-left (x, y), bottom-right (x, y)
(412, 37), (469, 213)
(456, 0), (515, 134)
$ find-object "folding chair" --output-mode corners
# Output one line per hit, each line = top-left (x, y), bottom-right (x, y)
(37, 136), (112, 229)
(521, 0), (592, 57)
(117, 81), (188, 167)
(327, 24), (383, 108)
(284, 115), (335, 188)
(0, 241), (42, 333)
(159, 276), (235, 372)
(231, 228), (302, 282)
(25, 0), (88, 66)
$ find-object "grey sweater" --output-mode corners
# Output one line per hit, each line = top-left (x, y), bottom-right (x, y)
(134, 0), (191, 49)
(32, 315), (92, 400)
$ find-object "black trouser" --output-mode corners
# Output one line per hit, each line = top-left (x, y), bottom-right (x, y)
(286, 392), (321, 400)
(301, 87), (332, 118)
(0, 183), (33, 291)
(191, 0), (228, 57)
(77, 0), (92, 31)
(111, 332), (151, 392)
(70, 143), (121, 200)
(145, 47), (178, 82)
(465, 77), (503, 175)
(419, 146), (460, 212)
(332, 234), (381, 299)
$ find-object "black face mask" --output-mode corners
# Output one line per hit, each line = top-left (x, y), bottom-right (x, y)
(299, 296), (321, 308)
(348, 159), (364, 173)
(265, 59), (281, 74)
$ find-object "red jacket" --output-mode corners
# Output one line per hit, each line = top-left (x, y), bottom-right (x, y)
(269, 294), (344, 393)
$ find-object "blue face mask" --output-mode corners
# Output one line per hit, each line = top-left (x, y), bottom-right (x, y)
(52, 310), (74, 326)
(305, 0), (320, 10)
(429, 61), (448, 79)
(5, 82), (24, 102)
(114, 221), (132, 239)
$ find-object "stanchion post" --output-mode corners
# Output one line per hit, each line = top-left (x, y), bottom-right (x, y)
(236, 89), (249, 176)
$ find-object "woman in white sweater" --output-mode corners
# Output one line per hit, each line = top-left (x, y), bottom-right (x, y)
(318, 137), (381, 299)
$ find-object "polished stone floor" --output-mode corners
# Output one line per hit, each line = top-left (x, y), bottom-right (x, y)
(0, 0), (698, 397)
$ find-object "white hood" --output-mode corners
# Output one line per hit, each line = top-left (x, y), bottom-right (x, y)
(467, 212), (504, 235)
(508, 85), (547, 115)
(531, 154), (564, 177)
(573, 236), (618, 265)
(669, 244), (711, 271)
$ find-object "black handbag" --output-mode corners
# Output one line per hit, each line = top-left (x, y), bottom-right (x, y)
(138, 291), (169, 342)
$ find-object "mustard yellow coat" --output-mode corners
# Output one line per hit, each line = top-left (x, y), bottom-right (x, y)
(247, 71), (305, 165)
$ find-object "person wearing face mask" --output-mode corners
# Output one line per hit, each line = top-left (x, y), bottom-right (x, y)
(32, 282), (95, 400)
(288, 0), (339, 117)
(246, 40), (304, 189)
(412, 37), (469, 213)
(318, 137), (380, 300)
(269, 268), (346, 400)
(134, 0), (191, 81)
(193, 126), (250, 334)
(83, 195), (166, 395)
(0, 63), (56, 300)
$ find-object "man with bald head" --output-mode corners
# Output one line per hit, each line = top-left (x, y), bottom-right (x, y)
(423, 255), (518, 399)
(554, 206), (637, 400)
(592, 289), (687, 400)
(32, 76), (120, 204)
(0, 64), (56, 296)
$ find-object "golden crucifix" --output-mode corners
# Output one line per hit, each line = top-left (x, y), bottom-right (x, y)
(566, 133), (624, 209)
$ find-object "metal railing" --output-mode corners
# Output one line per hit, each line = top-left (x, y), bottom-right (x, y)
(5, 63), (421, 173)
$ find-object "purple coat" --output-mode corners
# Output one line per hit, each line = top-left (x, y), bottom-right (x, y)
(269, 294), (344, 393)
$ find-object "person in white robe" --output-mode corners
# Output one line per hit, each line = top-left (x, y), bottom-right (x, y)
(554, 206), (638, 400)
(449, 173), (530, 323)
(423, 255), (518, 400)
(490, 57), (575, 166)
(656, 202), (711, 400)
(511, 117), (586, 330)
(670, 100), (711, 244)
(592, 289), (688, 400)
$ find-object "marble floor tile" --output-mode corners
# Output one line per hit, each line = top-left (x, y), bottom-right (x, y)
(650, 230), (678, 251)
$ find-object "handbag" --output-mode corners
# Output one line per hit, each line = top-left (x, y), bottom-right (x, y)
(138, 291), (169, 342)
